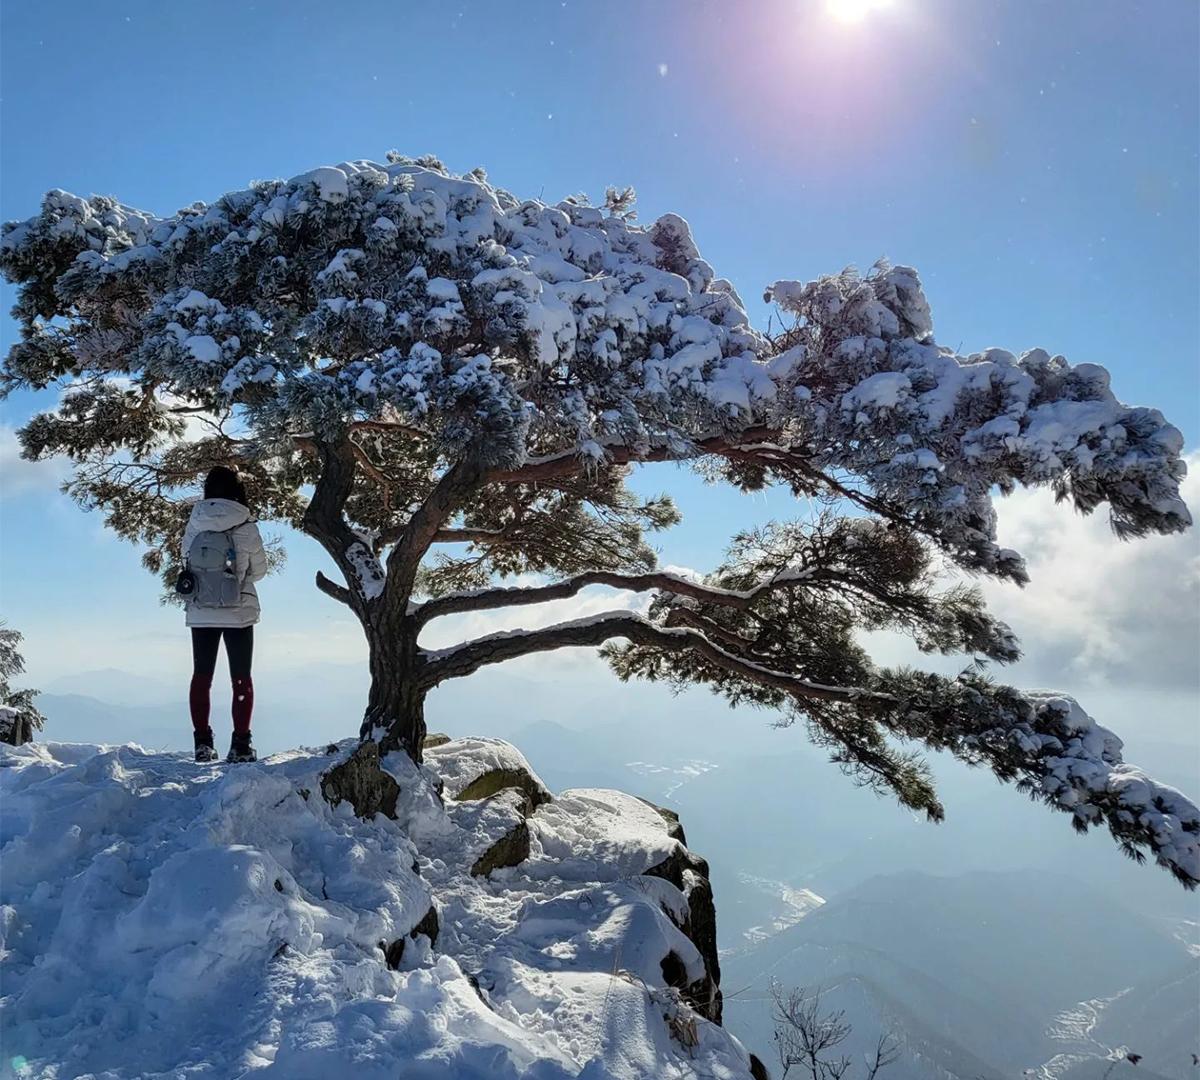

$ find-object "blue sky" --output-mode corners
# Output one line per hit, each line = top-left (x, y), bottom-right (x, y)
(1, 0), (1197, 753)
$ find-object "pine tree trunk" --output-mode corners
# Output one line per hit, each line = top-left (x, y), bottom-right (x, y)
(360, 623), (427, 762)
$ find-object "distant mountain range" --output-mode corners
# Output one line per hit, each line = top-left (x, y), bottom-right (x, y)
(722, 870), (1197, 1080)
(37, 693), (185, 750)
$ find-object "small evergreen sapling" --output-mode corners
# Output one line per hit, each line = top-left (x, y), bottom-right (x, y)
(0, 624), (46, 746)
(2, 156), (1196, 886)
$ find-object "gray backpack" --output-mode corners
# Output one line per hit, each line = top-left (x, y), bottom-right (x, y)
(187, 529), (242, 608)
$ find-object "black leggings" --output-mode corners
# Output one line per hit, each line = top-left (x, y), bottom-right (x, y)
(191, 626), (254, 679)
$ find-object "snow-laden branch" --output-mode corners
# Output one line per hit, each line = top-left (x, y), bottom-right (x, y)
(1020, 695), (1199, 888)
(413, 566), (815, 627)
(421, 609), (892, 706)
(880, 683), (1200, 889)
(423, 608), (1200, 885)
(482, 428), (776, 486)
(3, 165), (1188, 586)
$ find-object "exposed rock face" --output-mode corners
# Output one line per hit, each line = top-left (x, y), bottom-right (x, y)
(680, 869), (722, 1021)
(383, 901), (441, 969)
(642, 800), (724, 1025)
(0, 704), (35, 747)
(636, 795), (687, 843)
(320, 740), (400, 819)
(410, 901), (440, 942)
(470, 818), (531, 877)
(459, 767), (551, 811)
(443, 785), (537, 878)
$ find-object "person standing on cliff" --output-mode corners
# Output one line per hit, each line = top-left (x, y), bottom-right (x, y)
(177, 466), (267, 763)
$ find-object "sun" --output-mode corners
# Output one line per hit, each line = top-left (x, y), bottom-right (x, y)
(825, 0), (893, 23)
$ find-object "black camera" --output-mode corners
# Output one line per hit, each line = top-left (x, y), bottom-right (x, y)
(175, 569), (197, 597)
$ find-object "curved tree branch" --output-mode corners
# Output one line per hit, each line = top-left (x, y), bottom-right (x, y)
(482, 427), (777, 485)
(431, 526), (510, 544)
(300, 437), (376, 610)
(413, 567), (817, 628)
(315, 570), (353, 607)
(661, 604), (764, 651)
(482, 431), (955, 561)
(347, 438), (394, 511)
(422, 610), (895, 707)
(383, 455), (485, 605)
(349, 418), (430, 440)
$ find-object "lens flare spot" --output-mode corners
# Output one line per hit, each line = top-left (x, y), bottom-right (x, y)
(825, 0), (893, 23)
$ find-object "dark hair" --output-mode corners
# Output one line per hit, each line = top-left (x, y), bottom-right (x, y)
(203, 466), (249, 507)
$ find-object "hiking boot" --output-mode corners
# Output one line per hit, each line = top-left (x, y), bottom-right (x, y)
(227, 731), (257, 763)
(194, 728), (218, 763)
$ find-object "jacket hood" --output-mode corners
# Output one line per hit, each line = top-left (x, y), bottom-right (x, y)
(189, 498), (251, 531)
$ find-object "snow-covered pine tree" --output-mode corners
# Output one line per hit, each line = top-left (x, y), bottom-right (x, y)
(0, 624), (46, 746)
(2, 156), (1196, 885)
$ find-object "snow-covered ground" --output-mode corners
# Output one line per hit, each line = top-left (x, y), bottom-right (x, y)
(0, 737), (760, 1079)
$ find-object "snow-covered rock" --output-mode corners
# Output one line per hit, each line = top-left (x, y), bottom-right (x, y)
(0, 737), (758, 1079)
(424, 734), (552, 810)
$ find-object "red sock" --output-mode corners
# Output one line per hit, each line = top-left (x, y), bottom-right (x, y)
(232, 676), (254, 735)
(189, 674), (212, 733)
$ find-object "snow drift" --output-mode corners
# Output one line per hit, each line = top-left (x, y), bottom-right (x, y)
(0, 737), (760, 1079)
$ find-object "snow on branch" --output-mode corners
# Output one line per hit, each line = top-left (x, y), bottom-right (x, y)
(345, 541), (386, 601)
(421, 609), (894, 707)
(421, 604), (1198, 888)
(426, 601), (1200, 885)
(882, 677), (1200, 888)
(412, 567), (809, 626)
(1, 163), (1188, 584)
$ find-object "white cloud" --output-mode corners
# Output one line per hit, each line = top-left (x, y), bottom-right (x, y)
(0, 424), (71, 499)
(1, 384), (224, 507)
(420, 583), (653, 681)
(155, 390), (229, 446)
(981, 454), (1200, 691)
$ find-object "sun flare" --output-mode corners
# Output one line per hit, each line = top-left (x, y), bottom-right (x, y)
(825, 0), (893, 23)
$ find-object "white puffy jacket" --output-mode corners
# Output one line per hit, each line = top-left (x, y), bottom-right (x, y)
(181, 498), (267, 628)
